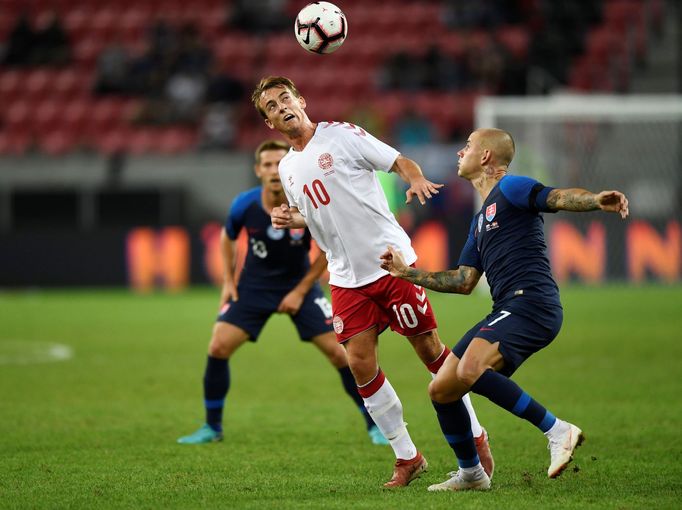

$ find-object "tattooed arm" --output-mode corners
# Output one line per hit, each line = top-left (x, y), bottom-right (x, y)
(379, 246), (482, 294)
(546, 188), (629, 219)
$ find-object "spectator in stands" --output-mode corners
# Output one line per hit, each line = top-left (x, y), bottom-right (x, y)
(394, 109), (436, 147)
(174, 24), (213, 76)
(2, 13), (36, 66)
(463, 33), (507, 93)
(230, 0), (288, 33)
(31, 11), (71, 66)
(206, 70), (245, 104)
(199, 103), (236, 150)
(442, 0), (519, 30)
(379, 51), (421, 91)
(94, 42), (132, 96)
(165, 70), (208, 123)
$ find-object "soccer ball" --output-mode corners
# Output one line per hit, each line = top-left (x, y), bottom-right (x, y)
(294, 2), (348, 54)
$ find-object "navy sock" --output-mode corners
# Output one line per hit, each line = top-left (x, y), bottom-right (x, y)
(203, 355), (230, 432)
(471, 369), (556, 432)
(338, 366), (375, 430)
(432, 400), (480, 468)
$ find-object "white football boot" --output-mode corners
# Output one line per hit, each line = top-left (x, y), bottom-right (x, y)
(547, 421), (585, 478)
(427, 467), (491, 492)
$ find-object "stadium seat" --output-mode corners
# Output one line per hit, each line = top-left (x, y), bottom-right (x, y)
(33, 99), (63, 135)
(40, 130), (78, 155)
(90, 7), (118, 41)
(0, 130), (32, 155)
(94, 127), (130, 155)
(73, 36), (108, 68)
(157, 128), (197, 154)
(4, 100), (33, 134)
(62, 98), (93, 137)
(24, 69), (53, 103)
(497, 26), (530, 59)
(127, 128), (159, 155)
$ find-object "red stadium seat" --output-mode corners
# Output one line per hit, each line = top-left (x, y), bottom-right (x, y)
(72, 36), (107, 68)
(0, 70), (24, 104)
(52, 69), (87, 101)
(62, 98), (93, 137)
(91, 7), (119, 41)
(4, 100), (33, 133)
(0, 130), (32, 155)
(33, 99), (63, 135)
(497, 26), (530, 60)
(40, 130), (78, 155)
(94, 127), (130, 155)
(64, 6), (95, 43)
(88, 99), (127, 132)
(127, 129), (159, 155)
(24, 69), (53, 102)
(157, 128), (197, 154)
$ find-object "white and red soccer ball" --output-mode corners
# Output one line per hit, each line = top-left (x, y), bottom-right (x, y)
(294, 2), (348, 54)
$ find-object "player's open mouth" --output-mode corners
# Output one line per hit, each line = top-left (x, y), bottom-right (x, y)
(283, 114), (295, 121)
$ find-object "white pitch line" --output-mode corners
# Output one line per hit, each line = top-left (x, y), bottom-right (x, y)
(0, 340), (74, 365)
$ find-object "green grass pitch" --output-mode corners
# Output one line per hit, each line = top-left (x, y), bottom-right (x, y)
(1, 285), (681, 509)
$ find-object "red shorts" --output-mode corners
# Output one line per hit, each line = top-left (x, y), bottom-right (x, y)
(330, 273), (438, 343)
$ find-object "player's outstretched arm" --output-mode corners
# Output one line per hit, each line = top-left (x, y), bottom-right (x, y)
(379, 246), (481, 294)
(546, 188), (629, 219)
(390, 155), (444, 205)
(220, 228), (239, 304)
(271, 204), (307, 229)
(278, 249), (327, 314)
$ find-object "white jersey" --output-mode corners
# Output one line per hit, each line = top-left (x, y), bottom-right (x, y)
(279, 121), (417, 288)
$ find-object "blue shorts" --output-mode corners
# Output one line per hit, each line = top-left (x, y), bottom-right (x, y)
(452, 297), (563, 377)
(217, 284), (333, 341)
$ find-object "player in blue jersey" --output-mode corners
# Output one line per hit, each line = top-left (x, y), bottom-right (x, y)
(380, 128), (629, 491)
(178, 139), (388, 446)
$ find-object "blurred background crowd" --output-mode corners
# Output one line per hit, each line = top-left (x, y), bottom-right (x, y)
(0, 0), (679, 288)
(0, 0), (673, 154)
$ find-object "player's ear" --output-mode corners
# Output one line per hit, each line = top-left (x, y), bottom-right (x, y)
(264, 117), (274, 129)
(481, 149), (492, 165)
(299, 95), (307, 110)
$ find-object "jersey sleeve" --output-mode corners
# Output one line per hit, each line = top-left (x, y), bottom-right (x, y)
(499, 175), (556, 213)
(340, 122), (400, 172)
(224, 191), (251, 239)
(283, 184), (297, 211)
(456, 216), (483, 272)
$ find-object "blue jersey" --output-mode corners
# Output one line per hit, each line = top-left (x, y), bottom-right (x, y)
(457, 175), (561, 306)
(225, 187), (313, 290)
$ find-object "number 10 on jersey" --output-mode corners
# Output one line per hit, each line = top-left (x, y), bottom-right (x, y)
(303, 179), (330, 209)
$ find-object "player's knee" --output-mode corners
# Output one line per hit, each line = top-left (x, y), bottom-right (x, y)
(327, 348), (348, 368)
(208, 334), (230, 358)
(428, 378), (452, 403)
(410, 331), (444, 363)
(346, 354), (377, 383)
(208, 325), (241, 358)
(456, 359), (484, 388)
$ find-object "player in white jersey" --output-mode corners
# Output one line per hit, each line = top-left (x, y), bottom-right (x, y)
(251, 76), (493, 488)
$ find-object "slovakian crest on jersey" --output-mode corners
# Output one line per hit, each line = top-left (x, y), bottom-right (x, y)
(486, 203), (497, 222)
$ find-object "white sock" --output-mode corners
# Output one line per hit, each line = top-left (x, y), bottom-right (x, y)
(460, 463), (485, 479)
(462, 393), (484, 438)
(363, 377), (417, 460)
(544, 418), (568, 439)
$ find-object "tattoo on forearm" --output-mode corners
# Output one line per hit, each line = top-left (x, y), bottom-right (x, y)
(402, 266), (475, 294)
(548, 188), (598, 212)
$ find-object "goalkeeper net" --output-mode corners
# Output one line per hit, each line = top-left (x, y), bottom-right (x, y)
(475, 95), (682, 283)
